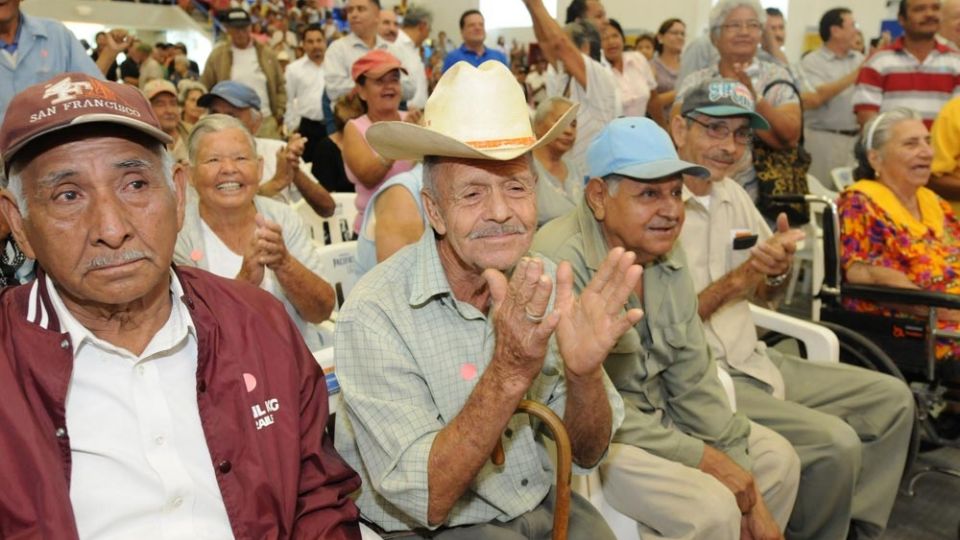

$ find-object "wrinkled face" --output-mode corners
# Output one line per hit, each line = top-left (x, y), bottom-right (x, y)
(715, 6), (762, 59)
(673, 114), (750, 182)
(659, 21), (686, 53)
(462, 13), (486, 47)
(424, 156), (538, 272)
(207, 97), (259, 135)
(190, 127), (263, 212)
(0, 132), (185, 308)
(346, 0), (379, 39)
(601, 25), (624, 62)
(636, 37), (655, 60)
(872, 119), (933, 191)
(182, 89), (206, 121)
(226, 25), (252, 48)
(902, 0), (941, 38)
(302, 29), (327, 62)
(764, 14), (786, 47)
(536, 103), (576, 156)
(150, 93), (180, 134)
(378, 10), (399, 42)
(589, 176), (684, 264)
(357, 68), (402, 111)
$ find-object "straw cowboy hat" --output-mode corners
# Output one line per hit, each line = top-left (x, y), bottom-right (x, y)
(366, 60), (578, 161)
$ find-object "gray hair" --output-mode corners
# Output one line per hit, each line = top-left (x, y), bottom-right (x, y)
(603, 174), (623, 196)
(565, 20), (601, 61)
(5, 143), (174, 218)
(854, 107), (923, 180)
(533, 96), (575, 132)
(187, 113), (257, 166)
(402, 4), (433, 28)
(177, 80), (208, 105)
(709, 0), (766, 40)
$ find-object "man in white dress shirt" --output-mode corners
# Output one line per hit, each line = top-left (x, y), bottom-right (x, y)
(285, 23), (330, 172)
(395, 4), (432, 110)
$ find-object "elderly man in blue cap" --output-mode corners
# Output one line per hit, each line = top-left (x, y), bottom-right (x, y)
(533, 116), (800, 540)
(196, 80), (335, 217)
(674, 78), (914, 540)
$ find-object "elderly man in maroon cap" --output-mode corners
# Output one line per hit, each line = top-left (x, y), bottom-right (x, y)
(0, 73), (361, 539)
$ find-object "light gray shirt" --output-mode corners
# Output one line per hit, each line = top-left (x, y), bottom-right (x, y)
(801, 46), (864, 132)
(323, 32), (416, 102)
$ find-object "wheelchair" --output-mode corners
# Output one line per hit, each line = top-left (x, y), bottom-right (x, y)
(772, 194), (960, 522)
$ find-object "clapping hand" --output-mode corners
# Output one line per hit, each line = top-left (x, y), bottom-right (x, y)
(555, 247), (644, 378)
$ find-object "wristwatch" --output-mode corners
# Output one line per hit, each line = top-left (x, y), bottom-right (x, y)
(765, 269), (790, 287)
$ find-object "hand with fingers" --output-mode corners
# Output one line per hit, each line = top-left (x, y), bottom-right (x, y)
(273, 146), (295, 189)
(748, 212), (805, 279)
(483, 257), (562, 392)
(555, 247), (645, 377)
(253, 214), (290, 270)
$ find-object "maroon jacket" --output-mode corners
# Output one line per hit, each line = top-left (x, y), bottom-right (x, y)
(0, 267), (361, 539)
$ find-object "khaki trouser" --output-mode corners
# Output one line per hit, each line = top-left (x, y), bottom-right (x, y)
(600, 422), (800, 540)
(804, 128), (859, 190)
(381, 486), (615, 540)
(733, 351), (915, 540)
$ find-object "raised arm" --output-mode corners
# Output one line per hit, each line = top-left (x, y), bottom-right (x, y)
(522, 0), (587, 89)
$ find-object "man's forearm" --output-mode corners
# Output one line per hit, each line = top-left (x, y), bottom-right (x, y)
(562, 369), (612, 468)
(427, 360), (528, 526)
(697, 266), (758, 321)
(928, 173), (960, 201)
(274, 257), (336, 323)
(292, 169), (336, 217)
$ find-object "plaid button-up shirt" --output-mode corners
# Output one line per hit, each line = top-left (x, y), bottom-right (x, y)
(334, 232), (624, 532)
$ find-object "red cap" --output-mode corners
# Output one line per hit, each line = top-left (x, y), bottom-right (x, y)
(0, 73), (171, 176)
(351, 49), (406, 82)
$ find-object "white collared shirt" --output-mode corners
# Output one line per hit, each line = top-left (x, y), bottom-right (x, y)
(395, 30), (429, 109)
(323, 32), (416, 102)
(54, 271), (234, 539)
(284, 55), (326, 133)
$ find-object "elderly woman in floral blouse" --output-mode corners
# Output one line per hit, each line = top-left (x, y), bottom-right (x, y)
(838, 107), (960, 362)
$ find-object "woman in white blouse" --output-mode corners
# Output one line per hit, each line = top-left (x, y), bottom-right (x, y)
(602, 19), (667, 128)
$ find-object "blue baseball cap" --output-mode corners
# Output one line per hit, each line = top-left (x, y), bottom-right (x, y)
(587, 117), (709, 181)
(197, 81), (261, 110)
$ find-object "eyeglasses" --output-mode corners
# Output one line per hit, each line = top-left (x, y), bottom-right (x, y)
(665, 29), (686, 37)
(718, 20), (763, 33)
(686, 115), (754, 145)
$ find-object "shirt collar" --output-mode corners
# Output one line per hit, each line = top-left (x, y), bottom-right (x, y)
(681, 177), (733, 207)
(346, 32), (388, 51)
(46, 268), (196, 357)
(408, 231), (454, 306)
(890, 36), (953, 55)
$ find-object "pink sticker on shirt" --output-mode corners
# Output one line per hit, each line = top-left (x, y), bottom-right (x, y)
(243, 373), (257, 392)
(460, 363), (478, 381)
(190, 249), (203, 262)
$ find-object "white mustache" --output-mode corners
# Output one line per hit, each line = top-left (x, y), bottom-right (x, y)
(468, 224), (527, 240)
(86, 250), (149, 271)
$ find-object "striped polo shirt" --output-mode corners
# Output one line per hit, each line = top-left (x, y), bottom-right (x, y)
(852, 37), (960, 127)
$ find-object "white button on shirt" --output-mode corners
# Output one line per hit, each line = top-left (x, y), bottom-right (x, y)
(54, 272), (234, 539)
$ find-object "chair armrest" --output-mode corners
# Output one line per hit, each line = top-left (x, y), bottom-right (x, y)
(716, 367), (737, 411)
(749, 303), (839, 363)
(842, 284), (960, 310)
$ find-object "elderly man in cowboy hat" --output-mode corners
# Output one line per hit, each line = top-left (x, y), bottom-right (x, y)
(0, 73), (361, 538)
(532, 115), (800, 540)
(334, 61), (643, 538)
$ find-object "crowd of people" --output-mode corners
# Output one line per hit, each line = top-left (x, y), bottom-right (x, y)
(3, 0), (960, 538)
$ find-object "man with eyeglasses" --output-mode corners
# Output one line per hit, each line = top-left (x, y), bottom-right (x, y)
(673, 0), (802, 203)
(674, 79), (915, 540)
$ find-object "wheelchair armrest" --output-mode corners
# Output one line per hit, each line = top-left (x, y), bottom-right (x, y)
(842, 284), (960, 310)
(749, 303), (840, 363)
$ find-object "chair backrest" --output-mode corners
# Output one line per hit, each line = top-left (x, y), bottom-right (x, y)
(294, 193), (359, 245)
(314, 241), (360, 311)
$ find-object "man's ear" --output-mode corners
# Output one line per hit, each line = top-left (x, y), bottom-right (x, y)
(670, 114), (688, 153)
(584, 177), (607, 221)
(0, 191), (36, 260)
(172, 163), (189, 232)
(421, 188), (446, 236)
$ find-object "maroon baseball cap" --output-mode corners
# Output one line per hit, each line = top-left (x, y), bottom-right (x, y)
(351, 49), (406, 82)
(0, 73), (171, 176)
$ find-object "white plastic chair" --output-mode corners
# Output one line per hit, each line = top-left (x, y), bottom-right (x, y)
(312, 241), (360, 345)
(830, 166), (854, 191)
(572, 306), (839, 539)
(784, 174), (836, 315)
(294, 193), (359, 246)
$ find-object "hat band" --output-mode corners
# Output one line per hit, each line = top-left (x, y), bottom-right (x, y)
(465, 136), (537, 150)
